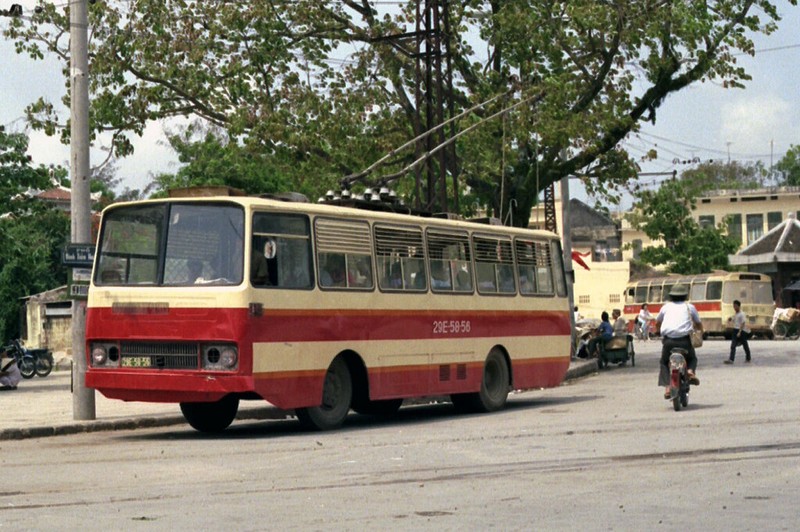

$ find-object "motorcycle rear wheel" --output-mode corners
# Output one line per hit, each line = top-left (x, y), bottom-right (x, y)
(35, 356), (53, 377)
(672, 395), (681, 411)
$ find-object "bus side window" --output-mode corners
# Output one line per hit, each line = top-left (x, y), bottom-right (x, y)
(374, 224), (426, 292)
(473, 235), (514, 295)
(706, 281), (722, 300)
(427, 229), (473, 293)
(515, 239), (538, 295)
(315, 218), (373, 290)
(253, 213), (313, 289)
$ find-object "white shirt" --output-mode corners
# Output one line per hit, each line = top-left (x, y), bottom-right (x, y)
(732, 310), (751, 333)
(657, 301), (701, 338)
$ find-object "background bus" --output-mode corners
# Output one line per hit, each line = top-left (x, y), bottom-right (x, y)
(623, 272), (774, 338)
(86, 192), (572, 432)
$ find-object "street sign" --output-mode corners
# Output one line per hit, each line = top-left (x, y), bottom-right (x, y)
(68, 267), (92, 300)
(62, 243), (96, 268)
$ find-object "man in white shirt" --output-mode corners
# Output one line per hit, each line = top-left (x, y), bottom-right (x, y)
(656, 285), (703, 399)
(725, 299), (752, 364)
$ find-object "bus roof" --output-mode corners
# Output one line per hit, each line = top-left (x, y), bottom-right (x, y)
(101, 194), (562, 240)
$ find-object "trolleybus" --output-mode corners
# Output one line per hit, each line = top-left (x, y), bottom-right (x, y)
(86, 191), (572, 432)
(623, 271), (774, 338)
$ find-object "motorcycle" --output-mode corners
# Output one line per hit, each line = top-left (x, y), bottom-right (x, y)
(667, 347), (691, 411)
(6, 340), (53, 379)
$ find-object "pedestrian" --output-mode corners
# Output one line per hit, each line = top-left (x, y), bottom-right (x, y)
(724, 299), (751, 364)
(656, 285), (702, 399)
(573, 306), (582, 323)
(0, 352), (21, 390)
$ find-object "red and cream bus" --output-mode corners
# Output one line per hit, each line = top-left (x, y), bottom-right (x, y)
(86, 191), (571, 432)
(623, 271), (774, 338)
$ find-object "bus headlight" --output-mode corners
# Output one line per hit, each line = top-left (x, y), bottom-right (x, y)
(202, 344), (238, 370)
(92, 346), (107, 365)
(90, 343), (120, 367)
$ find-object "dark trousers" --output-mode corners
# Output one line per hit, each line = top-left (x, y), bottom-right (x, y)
(659, 335), (697, 386)
(729, 329), (751, 361)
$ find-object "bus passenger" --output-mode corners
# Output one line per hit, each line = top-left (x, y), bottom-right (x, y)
(321, 254), (346, 287)
(187, 259), (204, 283)
(431, 261), (451, 290)
(251, 241), (269, 286)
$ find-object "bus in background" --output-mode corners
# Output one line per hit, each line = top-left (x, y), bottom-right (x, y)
(86, 190), (571, 433)
(623, 272), (774, 339)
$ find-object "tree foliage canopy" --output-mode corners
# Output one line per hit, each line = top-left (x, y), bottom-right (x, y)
(4, 0), (795, 224)
(776, 144), (800, 186)
(679, 160), (766, 193)
(0, 129), (69, 341)
(627, 179), (739, 274)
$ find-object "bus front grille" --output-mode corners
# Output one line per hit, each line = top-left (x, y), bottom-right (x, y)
(119, 342), (199, 370)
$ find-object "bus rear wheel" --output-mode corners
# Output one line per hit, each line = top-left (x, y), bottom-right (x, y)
(180, 395), (239, 433)
(296, 357), (352, 431)
(451, 349), (510, 413)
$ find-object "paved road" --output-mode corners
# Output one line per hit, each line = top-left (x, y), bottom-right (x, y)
(1, 338), (797, 530)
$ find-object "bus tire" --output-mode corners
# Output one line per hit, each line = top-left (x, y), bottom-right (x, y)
(451, 349), (509, 413)
(180, 395), (239, 433)
(351, 398), (403, 416)
(296, 357), (352, 431)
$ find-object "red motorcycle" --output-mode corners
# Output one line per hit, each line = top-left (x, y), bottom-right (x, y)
(667, 348), (691, 411)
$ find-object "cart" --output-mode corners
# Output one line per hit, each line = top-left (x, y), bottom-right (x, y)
(772, 307), (800, 340)
(598, 335), (635, 368)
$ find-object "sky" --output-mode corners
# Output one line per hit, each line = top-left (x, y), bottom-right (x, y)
(1, 1), (799, 204)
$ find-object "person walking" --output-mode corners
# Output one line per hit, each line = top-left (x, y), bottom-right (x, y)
(656, 285), (702, 399)
(724, 299), (751, 364)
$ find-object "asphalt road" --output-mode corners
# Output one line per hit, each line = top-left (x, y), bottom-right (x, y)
(1, 338), (797, 530)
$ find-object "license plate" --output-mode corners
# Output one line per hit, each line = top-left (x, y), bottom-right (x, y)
(122, 357), (150, 367)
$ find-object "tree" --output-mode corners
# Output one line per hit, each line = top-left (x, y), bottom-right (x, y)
(680, 160), (765, 193)
(4, 1), (796, 224)
(0, 129), (69, 340)
(626, 179), (739, 274)
(776, 145), (800, 186)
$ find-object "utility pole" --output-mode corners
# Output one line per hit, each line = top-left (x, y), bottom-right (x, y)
(560, 177), (576, 357)
(70, 0), (95, 420)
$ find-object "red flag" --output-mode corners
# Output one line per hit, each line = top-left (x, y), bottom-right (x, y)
(572, 250), (590, 271)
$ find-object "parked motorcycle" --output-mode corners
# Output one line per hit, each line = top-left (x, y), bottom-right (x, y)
(667, 347), (691, 411)
(6, 340), (53, 379)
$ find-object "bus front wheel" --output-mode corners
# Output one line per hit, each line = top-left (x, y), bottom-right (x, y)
(180, 395), (239, 433)
(451, 349), (510, 413)
(296, 357), (353, 431)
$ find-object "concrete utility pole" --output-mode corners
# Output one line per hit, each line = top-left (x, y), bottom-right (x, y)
(560, 176), (576, 357)
(70, 0), (95, 420)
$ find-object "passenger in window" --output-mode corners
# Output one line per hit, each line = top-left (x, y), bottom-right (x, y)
(251, 245), (269, 286)
(321, 254), (346, 287)
(431, 261), (451, 290)
(455, 269), (472, 291)
(498, 265), (515, 292)
(348, 257), (371, 288)
(187, 259), (204, 283)
(387, 261), (402, 289)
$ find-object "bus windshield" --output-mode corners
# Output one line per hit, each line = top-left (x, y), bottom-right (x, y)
(94, 203), (245, 286)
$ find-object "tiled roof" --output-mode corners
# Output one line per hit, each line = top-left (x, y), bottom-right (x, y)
(740, 216), (800, 255)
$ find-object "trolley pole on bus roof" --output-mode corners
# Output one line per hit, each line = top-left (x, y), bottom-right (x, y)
(70, 0), (95, 420)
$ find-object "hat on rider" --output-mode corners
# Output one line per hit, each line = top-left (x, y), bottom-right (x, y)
(669, 285), (689, 298)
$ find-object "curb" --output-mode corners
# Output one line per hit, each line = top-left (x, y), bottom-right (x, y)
(1, 360), (598, 440)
